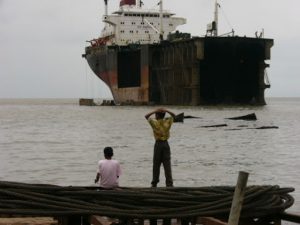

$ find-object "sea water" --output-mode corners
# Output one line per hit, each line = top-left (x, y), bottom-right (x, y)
(0, 98), (299, 213)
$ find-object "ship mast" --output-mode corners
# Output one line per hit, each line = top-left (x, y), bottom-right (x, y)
(206, 0), (219, 36)
(213, 0), (219, 36)
(159, 0), (164, 40)
(104, 0), (108, 15)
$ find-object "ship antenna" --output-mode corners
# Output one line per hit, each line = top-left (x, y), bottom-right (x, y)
(159, 0), (164, 40)
(104, 0), (108, 15)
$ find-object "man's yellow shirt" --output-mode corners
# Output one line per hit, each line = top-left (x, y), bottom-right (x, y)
(148, 117), (173, 141)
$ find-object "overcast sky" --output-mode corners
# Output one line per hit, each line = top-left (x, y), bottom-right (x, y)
(1, 0), (300, 98)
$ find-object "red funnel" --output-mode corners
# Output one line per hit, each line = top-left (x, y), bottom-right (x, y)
(120, 0), (136, 6)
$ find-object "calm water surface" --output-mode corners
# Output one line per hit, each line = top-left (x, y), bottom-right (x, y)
(0, 98), (299, 213)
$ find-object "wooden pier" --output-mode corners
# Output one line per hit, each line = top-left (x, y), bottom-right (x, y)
(1, 213), (300, 225)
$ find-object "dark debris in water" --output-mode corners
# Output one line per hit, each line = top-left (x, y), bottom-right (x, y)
(175, 112), (278, 130)
(201, 124), (228, 128)
(226, 113), (257, 121)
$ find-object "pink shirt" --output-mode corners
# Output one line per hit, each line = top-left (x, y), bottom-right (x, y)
(97, 159), (121, 188)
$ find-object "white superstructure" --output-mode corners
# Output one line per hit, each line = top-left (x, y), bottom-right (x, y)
(100, 0), (186, 46)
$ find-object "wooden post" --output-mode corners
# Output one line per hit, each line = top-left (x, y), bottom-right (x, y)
(228, 171), (249, 225)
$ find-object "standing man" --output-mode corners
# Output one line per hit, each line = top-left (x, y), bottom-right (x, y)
(95, 147), (121, 189)
(145, 108), (176, 187)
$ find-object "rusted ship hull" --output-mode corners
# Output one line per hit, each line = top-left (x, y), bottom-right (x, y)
(85, 45), (150, 104)
(84, 36), (273, 105)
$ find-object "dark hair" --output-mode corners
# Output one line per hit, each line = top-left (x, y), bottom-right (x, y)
(104, 147), (113, 158)
(156, 112), (165, 119)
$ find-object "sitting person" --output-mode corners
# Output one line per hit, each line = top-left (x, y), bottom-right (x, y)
(95, 147), (121, 189)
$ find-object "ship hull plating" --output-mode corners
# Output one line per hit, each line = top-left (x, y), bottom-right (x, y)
(84, 36), (273, 105)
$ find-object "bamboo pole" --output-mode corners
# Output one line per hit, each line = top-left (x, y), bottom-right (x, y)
(228, 171), (249, 225)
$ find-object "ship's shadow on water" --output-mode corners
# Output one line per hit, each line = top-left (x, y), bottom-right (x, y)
(0, 98), (299, 211)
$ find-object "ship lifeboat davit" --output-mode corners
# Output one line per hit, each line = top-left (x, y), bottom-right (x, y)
(120, 0), (136, 6)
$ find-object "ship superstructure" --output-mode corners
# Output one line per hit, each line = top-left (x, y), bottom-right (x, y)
(95, 0), (186, 46)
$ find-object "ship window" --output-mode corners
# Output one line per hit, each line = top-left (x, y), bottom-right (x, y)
(125, 14), (128, 16)
(132, 22), (136, 25)
(169, 24), (173, 26)
(145, 14), (149, 17)
(133, 14), (136, 16)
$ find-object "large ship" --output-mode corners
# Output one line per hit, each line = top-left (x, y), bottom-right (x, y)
(83, 0), (274, 105)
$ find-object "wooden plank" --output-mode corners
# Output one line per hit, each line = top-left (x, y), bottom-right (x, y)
(90, 216), (117, 225)
(0, 217), (57, 225)
(196, 217), (228, 225)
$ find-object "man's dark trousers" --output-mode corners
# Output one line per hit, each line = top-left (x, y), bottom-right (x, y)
(151, 140), (173, 187)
